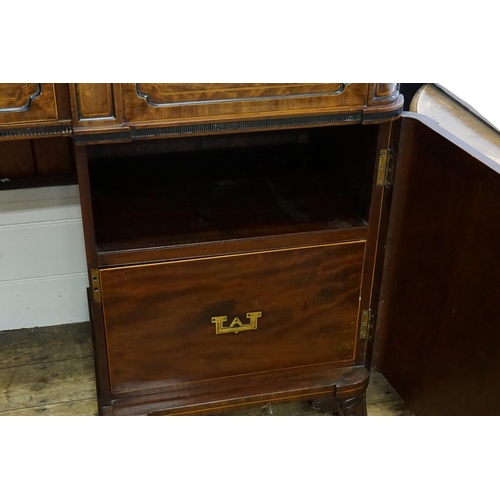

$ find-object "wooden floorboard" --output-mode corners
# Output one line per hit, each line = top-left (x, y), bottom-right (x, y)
(0, 322), (92, 370)
(0, 323), (412, 416)
(367, 400), (414, 417)
(0, 398), (98, 416)
(0, 357), (97, 413)
(366, 371), (403, 405)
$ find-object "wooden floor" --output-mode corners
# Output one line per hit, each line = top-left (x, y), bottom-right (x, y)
(0, 323), (413, 416)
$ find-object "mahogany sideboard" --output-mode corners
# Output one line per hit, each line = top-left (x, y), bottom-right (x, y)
(1, 83), (499, 416)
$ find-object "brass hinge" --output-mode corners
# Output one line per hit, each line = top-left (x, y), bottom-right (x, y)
(90, 269), (101, 303)
(359, 309), (372, 340)
(376, 148), (394, 188)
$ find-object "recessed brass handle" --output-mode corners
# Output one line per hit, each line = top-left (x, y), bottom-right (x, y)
(211, 311), (262, 335)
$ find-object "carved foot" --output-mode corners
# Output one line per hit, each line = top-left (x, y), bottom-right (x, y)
(310, 393), (367, 416)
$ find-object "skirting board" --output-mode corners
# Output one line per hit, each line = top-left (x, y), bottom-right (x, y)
(0, 185), (89, 331)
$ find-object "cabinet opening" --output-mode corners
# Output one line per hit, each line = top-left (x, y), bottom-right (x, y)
(88, 124), (378, 254)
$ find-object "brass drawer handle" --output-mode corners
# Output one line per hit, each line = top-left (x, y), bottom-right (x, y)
(211, 311), (262, 335)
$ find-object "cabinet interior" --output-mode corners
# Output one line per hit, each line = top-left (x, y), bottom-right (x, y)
(87, 124), (378, 254)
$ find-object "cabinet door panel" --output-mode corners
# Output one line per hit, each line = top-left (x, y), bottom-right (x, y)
(375, 113), (500, 415)
(100, 242), (365, 396)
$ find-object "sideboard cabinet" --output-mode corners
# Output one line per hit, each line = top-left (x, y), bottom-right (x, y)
(2, 83), (499, 415)
(73, 83), (402, 415)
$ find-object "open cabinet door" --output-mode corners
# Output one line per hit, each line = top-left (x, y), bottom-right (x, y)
(373, 112), (500, 415)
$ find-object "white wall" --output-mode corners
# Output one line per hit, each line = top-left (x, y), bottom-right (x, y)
(0, 185), (89, 331)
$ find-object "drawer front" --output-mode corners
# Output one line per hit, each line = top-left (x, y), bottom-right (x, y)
(0, 83), (59, 125)
(100, 242), (365, 395)
(122, 83), (369, 125)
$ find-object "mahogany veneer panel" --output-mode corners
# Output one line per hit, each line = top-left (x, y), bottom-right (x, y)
(136, 83), (358, 105)
(0, 84), (58, 125)
(101, 241), (365, 396)
(123, 83), (368, 125)
(375, 115), (500, 415)
(69, 84), (125, 132)
(75, 84), (115, 120)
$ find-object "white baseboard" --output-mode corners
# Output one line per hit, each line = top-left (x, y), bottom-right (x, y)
(0, 185), (90, 331)
(0, 274), (90, 331)
(0, 219), (87, 281)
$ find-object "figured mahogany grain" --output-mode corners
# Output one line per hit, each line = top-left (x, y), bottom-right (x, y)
(101, 241), (365, 396)
(124, 83), (369, 125)
(70, 84), (125, 131)
(0, 84), (58, 125)
(136, 83), (355, 105)
(374, 114), (500, 415)
(0, 84), (42, 113)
